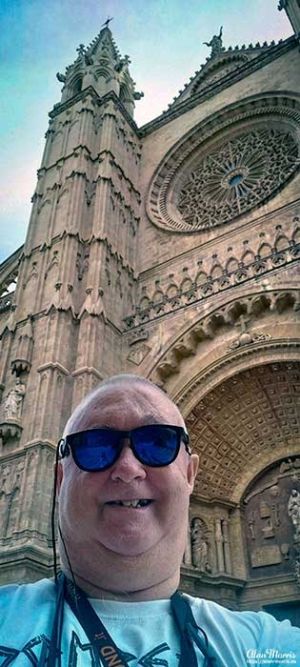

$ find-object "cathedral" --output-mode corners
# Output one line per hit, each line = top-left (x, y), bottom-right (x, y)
(0, 2), (300, 624)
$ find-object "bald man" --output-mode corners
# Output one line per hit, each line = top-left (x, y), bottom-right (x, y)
(0, 374), (299, 667)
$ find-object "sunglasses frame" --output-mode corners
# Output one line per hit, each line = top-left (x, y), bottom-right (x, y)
(59, 424), (190, 471)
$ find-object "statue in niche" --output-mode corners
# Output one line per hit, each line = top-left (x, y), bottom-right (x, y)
(203, 26), (223, 57)
(247, 512), (256, 540)
(288, 489), (300, 540)
(191, 517), (210, 572)
(2, 378), (26, 421)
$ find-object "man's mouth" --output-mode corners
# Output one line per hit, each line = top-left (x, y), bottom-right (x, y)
(105, 499), (153, 509)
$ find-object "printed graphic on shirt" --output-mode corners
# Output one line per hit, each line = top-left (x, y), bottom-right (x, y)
(0, 634), (181, 666)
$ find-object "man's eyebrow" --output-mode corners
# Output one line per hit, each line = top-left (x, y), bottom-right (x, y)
(137, 415), (162, 426)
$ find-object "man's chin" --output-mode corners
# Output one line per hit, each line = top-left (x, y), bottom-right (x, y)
(101, 538), (156, 558)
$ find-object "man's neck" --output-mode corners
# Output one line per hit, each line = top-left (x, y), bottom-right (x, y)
(61, 567), (180, 601)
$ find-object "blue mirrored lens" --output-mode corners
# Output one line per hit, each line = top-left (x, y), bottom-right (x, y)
(72, 431), (120, 469)
(132, 426), (178, 465)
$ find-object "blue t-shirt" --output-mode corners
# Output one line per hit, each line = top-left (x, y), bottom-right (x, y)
(0, 579), (299, 666)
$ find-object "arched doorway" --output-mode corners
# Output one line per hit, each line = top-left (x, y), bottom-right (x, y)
(180, 361), (300, 620)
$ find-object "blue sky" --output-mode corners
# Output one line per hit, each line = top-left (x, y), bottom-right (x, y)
(0, 0), (292, 264)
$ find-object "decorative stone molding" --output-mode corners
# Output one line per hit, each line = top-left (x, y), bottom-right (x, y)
(148, 289), (299, 383)
(127, 343), (150, 366)
(11, 316), (34, 375)
(79, 287), (107, 321)
(0, 422), (23, 445)
(146, 94), (300, 233)
(124, 223), (299, 328)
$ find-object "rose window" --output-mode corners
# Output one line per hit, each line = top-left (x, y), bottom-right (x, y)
(177, 128), (299, 230)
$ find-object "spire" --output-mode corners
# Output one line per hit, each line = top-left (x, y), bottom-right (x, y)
(56, 24), (143, 117)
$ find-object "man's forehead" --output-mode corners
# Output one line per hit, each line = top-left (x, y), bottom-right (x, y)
(65, 380), (184, 433)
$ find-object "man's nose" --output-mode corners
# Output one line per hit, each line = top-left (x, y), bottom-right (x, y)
(110, 441), (147, 482)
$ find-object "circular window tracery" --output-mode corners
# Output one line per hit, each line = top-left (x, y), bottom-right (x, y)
(177, 127), (298, 230)
(146, 97), (300, 233)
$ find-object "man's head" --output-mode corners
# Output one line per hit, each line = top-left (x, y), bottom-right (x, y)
(57, 374), (199, 599)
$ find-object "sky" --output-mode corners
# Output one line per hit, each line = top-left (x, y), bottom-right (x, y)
(0, 0), (292, 264)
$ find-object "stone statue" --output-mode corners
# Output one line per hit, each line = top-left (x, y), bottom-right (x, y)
(288, 489), (300, 540)
(191, 517), (210, 571)
(203, 26), (223, 58)
(2, 379), (26, 421)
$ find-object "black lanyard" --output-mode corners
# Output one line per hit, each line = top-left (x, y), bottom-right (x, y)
(49, 574), (214, 667)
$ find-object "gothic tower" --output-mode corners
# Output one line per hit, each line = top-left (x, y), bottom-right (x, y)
(1, 8), (300, 622)
(0, 25), (143, 582)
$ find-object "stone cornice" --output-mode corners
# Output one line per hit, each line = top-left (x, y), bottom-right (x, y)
(124, 243), (300, 329)
(140, 36), (298, 136)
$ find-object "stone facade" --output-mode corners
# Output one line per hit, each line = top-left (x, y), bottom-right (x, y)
(0, 6), (300, 622)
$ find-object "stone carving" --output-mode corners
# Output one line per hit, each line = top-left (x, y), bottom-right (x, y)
(229, 314), (271, 350)
(45, 250), (59, 279)
(191, 517), (211, 572)
(124, 221), (299, 328)
(259, 500), (275, 539)
(288, 489), (300, 540)
(0, 460), (24, 537)
(177, 128), (298, 230)
(76, 247), (89, 281)
(203, 26), (223, 58)
(85, 181), (96, 206)
(127, 343), (150, 366)
(79, 287), (107, 321)
(287, 489), (300, 588)
(2, 379), (26, 422)
(11, 317), (34, 375)
(127, 327), (149, 346)
(47, 282), (76, 317)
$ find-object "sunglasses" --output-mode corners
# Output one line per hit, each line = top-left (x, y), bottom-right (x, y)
(59, 424), (190, 471)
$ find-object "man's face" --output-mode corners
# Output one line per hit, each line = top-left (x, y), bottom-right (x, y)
(57, 381), (198, 591)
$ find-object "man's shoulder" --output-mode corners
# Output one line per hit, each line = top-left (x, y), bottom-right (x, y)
(0, 578), (56, 612)
(184, 593), (300, 636)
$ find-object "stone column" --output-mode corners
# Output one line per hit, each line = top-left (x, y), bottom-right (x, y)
(222, 518), (232, 574)
(215, 518), (225, 572)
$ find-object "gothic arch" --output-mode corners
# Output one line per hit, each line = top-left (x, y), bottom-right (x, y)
(146, 287), (299, 388)
(182, 360), (300, 504)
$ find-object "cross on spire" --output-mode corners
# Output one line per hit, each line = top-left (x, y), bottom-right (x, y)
(102, 17), (113, 28)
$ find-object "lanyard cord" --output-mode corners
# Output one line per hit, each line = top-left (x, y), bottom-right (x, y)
(171, 591), (216, 667)
(47, 574), (216, 667)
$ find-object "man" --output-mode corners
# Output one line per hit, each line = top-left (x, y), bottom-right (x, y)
(0, 374), (299, 666)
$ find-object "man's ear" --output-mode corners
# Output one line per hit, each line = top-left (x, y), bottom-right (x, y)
(56, 462), (64, 495)
(187, 453), (199, 492)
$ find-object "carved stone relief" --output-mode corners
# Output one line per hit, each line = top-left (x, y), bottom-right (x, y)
(243, 458), (300, 580)
(127, 343), (150, 366)
(0, 460), (24, 538)
(1, 378), (26, 422)
(191, 517), (211, 572)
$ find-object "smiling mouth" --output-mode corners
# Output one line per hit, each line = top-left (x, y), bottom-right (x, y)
(106, 499), (153, 509)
